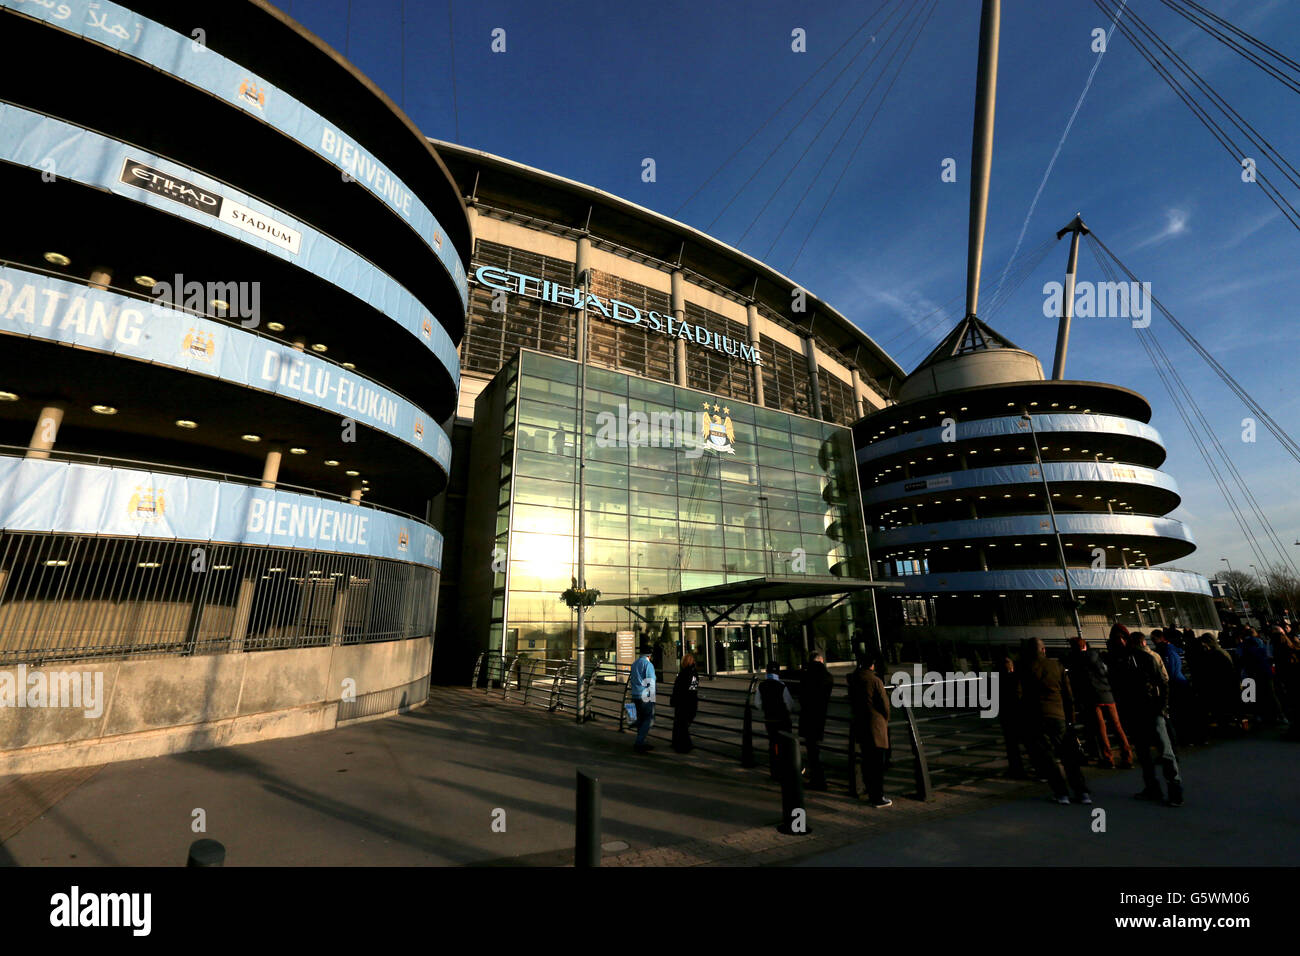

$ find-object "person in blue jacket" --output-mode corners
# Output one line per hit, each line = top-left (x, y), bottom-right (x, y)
(628, 641), (657, 753)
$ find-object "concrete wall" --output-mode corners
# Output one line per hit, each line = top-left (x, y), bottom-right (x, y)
(0, 636), (433, 775)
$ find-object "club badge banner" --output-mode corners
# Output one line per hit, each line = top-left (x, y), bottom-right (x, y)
(0, 456), (443, 569)
(0, 265), (452, 473)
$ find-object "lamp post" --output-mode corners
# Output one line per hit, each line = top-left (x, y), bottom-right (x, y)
(1219, 557), (1242, 617)
(1250, 564), (1276, 621)
(574, 266), (591, 720)
(1023, 409), (1083, 641)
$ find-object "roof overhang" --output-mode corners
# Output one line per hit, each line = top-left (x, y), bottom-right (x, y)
(599, 574), (903, 609)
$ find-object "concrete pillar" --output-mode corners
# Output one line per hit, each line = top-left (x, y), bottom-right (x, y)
(89, 266), (112, 290)
(291, 336), (307, 352)
(849, 367), (867, 420)
(747, 302), (765, 406)
(260, 444), (283, 489)
(671, 270), (687, 386)
(26, 402), (66, 459)
(349, 479), (363, 504)
(466, 204), (479, 245)
(329, 578), (349, 636)
(575, 235), (591, 363)
(802, 335), (824, 420)
(229, 576), (258, 647)
(978, 546), (989, 571)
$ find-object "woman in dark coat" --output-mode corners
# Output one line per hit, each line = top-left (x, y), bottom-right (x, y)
(670, 653), (700, 753)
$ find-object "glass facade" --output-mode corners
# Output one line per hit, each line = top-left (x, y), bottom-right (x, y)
(474, 350), (875, 672)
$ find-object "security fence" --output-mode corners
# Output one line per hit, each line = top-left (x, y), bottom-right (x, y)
(0, 530), (438, 666)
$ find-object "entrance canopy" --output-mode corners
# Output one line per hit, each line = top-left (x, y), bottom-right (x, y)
(600, 574), (902, 673)
(598, 574), (901, 609)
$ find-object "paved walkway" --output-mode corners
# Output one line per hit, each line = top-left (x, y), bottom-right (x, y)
(0, 687), (1291, 866)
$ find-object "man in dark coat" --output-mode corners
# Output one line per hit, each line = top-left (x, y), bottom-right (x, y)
(754, 661), (797, 779)
(798, 652), (834, 791)
(1112, 631), (1184, 806)
(1020, 638), (1091, 805)
(846, 650), (892, 807)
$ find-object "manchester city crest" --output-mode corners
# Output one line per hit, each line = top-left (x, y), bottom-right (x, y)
(182, 328), (215, 362)
(700, 403), (736, 454)
(127, 486), (166, 522)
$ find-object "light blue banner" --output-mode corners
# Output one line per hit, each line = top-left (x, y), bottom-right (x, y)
(0, 104), (460, 393)
(0, 456), (443, 569)
(857, 413), (1163, 464)
(870, 512), (1196, 549)
(863, 460), (1181, 506)
(885, 567), (1213, 596)
(0, 0), (468, 307)
(0, 265), (451, 474)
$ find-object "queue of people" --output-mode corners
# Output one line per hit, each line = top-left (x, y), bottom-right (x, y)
(625, 644), (895, 807)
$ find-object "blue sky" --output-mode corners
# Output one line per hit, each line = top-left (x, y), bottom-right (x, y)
(282, 0), (1300, 585)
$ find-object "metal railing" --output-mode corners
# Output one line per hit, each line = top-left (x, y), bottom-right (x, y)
(0, 530), (437, 665)
(470, 657), (1016, 799)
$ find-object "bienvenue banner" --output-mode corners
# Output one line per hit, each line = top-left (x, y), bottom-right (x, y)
(0, 456), (443, 569)
(0, 103), (460, 391)
(0, 265), (451, 474)
(0, 0), (468, 305)
(857, 413), (1163, 464)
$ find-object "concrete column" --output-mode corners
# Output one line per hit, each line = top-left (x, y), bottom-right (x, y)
(802, 335), (824, 420)
(260, 444), (283, 489)
(329, 578), (349, 636)
(849, 367), (867, 419)
(671, 270), (687, 386)
(291, 336), (307, 352)
(978, 546), (989, 571)
(88, 266), (112, 290)
(575, 235), (591, 363)
(466, 204), (479, 245)
(26, 402), (66, 459)
(349, 479), (363, 504)
(747, 302), (765, 406)
(229, 576), (258, 647)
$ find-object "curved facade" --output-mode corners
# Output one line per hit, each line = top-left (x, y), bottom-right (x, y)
(852, 318), (1217, 646)
(0, 0), (468, 768)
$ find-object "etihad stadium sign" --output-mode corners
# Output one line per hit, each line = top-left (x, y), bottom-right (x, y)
(472, 266), (763, 366)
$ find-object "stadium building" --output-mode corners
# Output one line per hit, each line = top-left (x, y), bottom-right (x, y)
(854, 315), (1218, 649)
(427, 142), (905, 679)
(0, 0), (468, 771)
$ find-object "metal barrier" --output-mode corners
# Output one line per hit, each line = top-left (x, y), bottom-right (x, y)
(472, 656), (1014, 799)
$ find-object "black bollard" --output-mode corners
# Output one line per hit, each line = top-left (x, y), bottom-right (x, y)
(775, 731), (809, 835)
(187, 838), (225, 867)
(575, 770), (601, 867)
